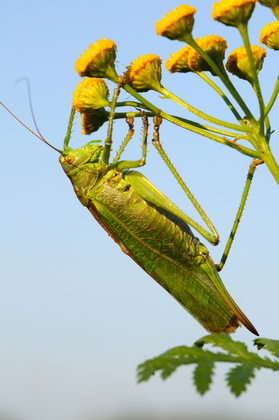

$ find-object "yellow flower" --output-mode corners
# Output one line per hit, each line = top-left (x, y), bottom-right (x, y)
(226, 45), (266, 84)
(125, 54), (162, 92)
(80, 108), (109, 135)
(156, 4), (196, 42)
(212, 0), (257, 27)
(188, 35), (228, 75)
(73, 78), (110, 113)
(260, 21), (279, 50)
(75, 39), (118, 82)
(165, 45), (193, 73)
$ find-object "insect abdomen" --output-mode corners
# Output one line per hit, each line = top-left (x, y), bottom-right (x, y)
(88, 176), (246, 334)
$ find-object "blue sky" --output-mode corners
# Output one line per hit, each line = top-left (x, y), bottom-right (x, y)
(1, 1), (279, 419)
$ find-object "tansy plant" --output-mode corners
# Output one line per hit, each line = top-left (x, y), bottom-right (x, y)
(69, 0), (279, 396)
(73, 1), (279, 186)
(2, 0), (279, 401)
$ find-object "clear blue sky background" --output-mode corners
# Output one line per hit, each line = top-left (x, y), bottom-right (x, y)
(1, 1), (279, 419)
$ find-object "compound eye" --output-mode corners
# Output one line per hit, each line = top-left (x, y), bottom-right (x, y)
(65, 156), (74, 164)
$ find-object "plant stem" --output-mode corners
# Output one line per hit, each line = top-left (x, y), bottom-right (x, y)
(237, 24), (265, 134)
(260, 139), (279, 184)
(185, 36), (256, 124)
(157, 85), (249, 132)
(122, 84), (260, 158)
(264, 77), (279, 118)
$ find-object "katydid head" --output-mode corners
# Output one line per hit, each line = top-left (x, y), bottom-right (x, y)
(1, 102), (107, 180)
(59, 141), (104, 175)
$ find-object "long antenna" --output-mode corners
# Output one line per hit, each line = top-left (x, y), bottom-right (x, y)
(1, 102), (63, 153)
(0, 77), (63, 154)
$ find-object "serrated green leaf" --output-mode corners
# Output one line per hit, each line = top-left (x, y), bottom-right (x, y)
(226, 365), (255, 397)
(193, 360), (214, 395)
(254, 338), (279, 358)
(195, 334), (250, 357)
(137, 334), (279, 396)
(137, 365), (156, 382)
(137, 346), (200, 382)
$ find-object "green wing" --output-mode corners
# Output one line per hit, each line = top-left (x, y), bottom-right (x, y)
(88, 170), (257, 335)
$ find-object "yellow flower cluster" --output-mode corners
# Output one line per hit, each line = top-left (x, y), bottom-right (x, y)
(212, 0), (257, 27)
(72, 39), (119, 134)
(75, 39), (118, 82)
(80, 109), (108, 135)
(156, 4), (196, 41)
(71, 2), (274, 135)
(73, 78), (110, 113)
(166, 35), (227, 75)
(226, 45), (266, 84)
(188, 35), (228, 75)
(126, 54), (162, 92)
(165, 45), (193, 73)
(260, 21), (279, 50)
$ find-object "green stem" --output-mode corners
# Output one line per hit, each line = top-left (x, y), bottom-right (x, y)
(115, 109), (252, 139)
(175, 117), (251, 138)
(157, 85), (249, 132)
(158, 84), (260, 150)
(184, 36), (256, 124)
(122, 84), (260, 158)
(115, 101), (254, 137)
(260, 139), (279, 184)
(116, 101), (153, 111)
(197, 72), (243, 122)
(264, 77), (279, 118)
(272, 5), (279, 19)
(237, 24), (265, 135)
(155, 110), (259, 158)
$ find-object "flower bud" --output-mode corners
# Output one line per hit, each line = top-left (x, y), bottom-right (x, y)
(165, 45), (193, 73)
(73, 78), (110, 113)
(226, 45), (266, 84)
(188, 35), (228, 75)
(260, 21), (279, 50)
(212, 0), (257, 27)
(126, 54), (162, 92)
(156, 5), (196, 42)
(75, 39), (118, 82)
(80, 108), (109, 135)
